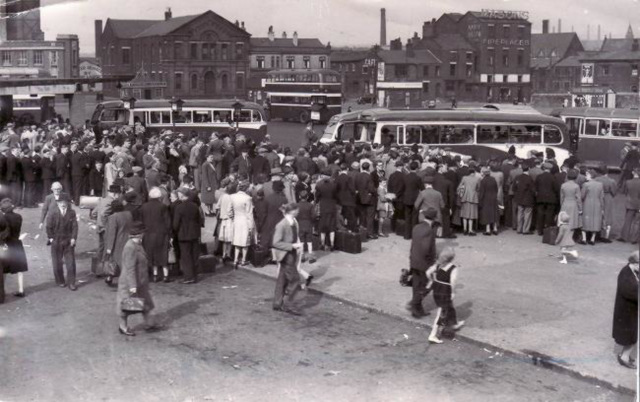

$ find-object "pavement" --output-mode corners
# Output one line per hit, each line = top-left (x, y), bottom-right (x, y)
(242, 222), (639, 395)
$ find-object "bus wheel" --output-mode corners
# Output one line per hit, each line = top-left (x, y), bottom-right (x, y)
(298, 111), (310, 124)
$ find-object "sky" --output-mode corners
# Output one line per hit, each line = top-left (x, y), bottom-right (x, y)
(37, 0), (640, 56)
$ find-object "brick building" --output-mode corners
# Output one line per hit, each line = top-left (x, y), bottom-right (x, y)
(248, 26), (331, 101)
(330, 48), (378, 99)
(530, 30), (584, 93)
(97, 9), (251, 99)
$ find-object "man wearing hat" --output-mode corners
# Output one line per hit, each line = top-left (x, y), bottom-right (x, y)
(231, 144), (252, 182)
(55, 144), (72, 195)
(620, 142), (640, 189)
(355, 161), (377, 239)
(94, 184), (121, 273)
(46, 193), (78, 290)
(124, 166), (148, 204)
(173, 187), (203, 284)
(534, 162), (560, 235)
(335, 163), (357, 232)
(252, 146), (272, 184)
(414, 175), (444, 233)
(70, 142), (91, 204)
(407, 207), (438, 318)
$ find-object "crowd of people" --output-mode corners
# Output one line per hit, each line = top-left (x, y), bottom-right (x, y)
(0, 117), (636, 349)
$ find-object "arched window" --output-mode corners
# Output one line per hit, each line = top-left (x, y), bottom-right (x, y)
(191, 73), (198, 90)
(221, 73), (228, 90)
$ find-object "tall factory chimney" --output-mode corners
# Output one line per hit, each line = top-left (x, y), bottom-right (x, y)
(558, 19), (562, 33)
(597, 25), (601, 40)
(542, 20), (549, 34)
(587, 25), (591, 40)
(380, 8), (387, 46)
(94, 20), (103, 58)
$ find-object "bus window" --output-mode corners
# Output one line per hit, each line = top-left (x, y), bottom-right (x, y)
(477, 125), (509, 143)
(441, 125), (474, 144)
(405, 125), (423, 144)
(252, 110), (263, 122)
(612, 121), (638, 137)
(509, 125), (541, 144)
(356, 123), (376, 142)
(236, 110), (252, 123)
(565, 117), (582, 136)
(543, 125), (563, 144)
(380, 124), (402, 144)
(101, 108), (127, 123)
(214, 110), (232, 123)
(149, 112), (162, 124)
(133, 111), (146, 125)
(311, 95), (327, 105)
(193, 110), (212, 123)
(585, 119), (609, 136)
(337, 123), (356, 141)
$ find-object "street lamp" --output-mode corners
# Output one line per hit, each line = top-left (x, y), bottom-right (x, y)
(122, 96), (136, 127)
(169, 97), (184, 131)
(232, 100), (244, 132)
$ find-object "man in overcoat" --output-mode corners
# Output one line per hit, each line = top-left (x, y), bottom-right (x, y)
(408, 207), (437, 318)
(173, 188), (203, 284)
(46, 193), (78, 290)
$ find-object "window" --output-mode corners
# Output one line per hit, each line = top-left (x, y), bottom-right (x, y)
(502, 49), (509, 67)
(276, 56), (281, 68)
(449, 63), (457, 76)
(602, 65), (610, 76)
(632, 64), (638, 76)
(173, 110), (191, 124)
(173, 42), (182, 59)
(502, 25), (511, 38)
(17, 50), (27, 66)
(256, 56), (265, 69)
(149, 111), (170, 124)
(422, 82), (430, 93)
(423, 65), (429, 77)
(202, 44), (211, 60)
(543, 125), (563, 144)
(362, 65), (369, 74)
(466, 64), (473, 77)
(449, 51), (458, 61)
(286, 57), (295, 69)
(190, 43), (198, 59)
(33, 50), (43, 65)
(435, 83), (441, 96)
(380, 125), (404, 145)
(404, 124), (474, 145)
(221, 73), (228, 90)
(517, 49), (524, 67)
(585, 119), (610, 136)
(565, 117), (583, 136)
(435, 65), (441, 77)
(190, 73), (198, 90)
(517, 25), (525, 39)
(50, 51), (57, 66)
(303, 56), (310, 69)
(612, 121), (638, 137)
(174, 72), (183, 90)
(2, 51), (11, 66)
(488, 47), (495, 66)
(193, 110), (212, 123)
(235, 43), (244, 59)
(517, 75), (523, 83)
(487, 74), (494, 83)
(351, 63), (356, 72)
(121, 47), (131, 64)
(488, 24), (496, 38)
(477, 125), (542, 144)
(221, 43), (229, 60)
(100, 109), (128, 123)
(236, 73), (244, 90)
(396, 65), (408, 77)
(466, 52), (473, 62)
(445, 81), (455, 91)
(337, 122), (376, 142)
(319, 57), (326, 69)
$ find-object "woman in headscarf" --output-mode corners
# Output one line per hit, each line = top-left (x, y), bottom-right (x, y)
(0, 198), (27, 297)
(116, 222), (157, 336)
(230, 181), (256, 267)
(612, 251), (639, 369)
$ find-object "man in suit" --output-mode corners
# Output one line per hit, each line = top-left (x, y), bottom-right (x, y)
(46, 193), (78, 290)
(507, 159), (523, 230)
(513, 165), (536, 234)
(403, 161), (424, 240)
(173, 188), (203, 283)
(94, 184), (121, 275)
(231, 145), (252, 182)
(387, 160), (406, 232)
(408, 207), (437, 318)
(124, 167), (148, 204)
(335, 163), (357, 232)
(414, 176), (445, 235)
(433, 164), (456, 238)
(619, 169), (640, 243)
(534, 163), (559, 235)
(20, 149), (38, 208)
(272, 203), (304, 315)
(54, 144), (71, 195)
(40, 148), (56, 203)
(251, 148), (272, 184)
(355, 161), (377, 239)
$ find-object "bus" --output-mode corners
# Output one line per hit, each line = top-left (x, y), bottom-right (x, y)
(90, 99), (268, 142)
(13, 94), (56, 124)
(321, 107), (573, 165)
(264, 69), (342, 124)
(550, 107), (640, 170)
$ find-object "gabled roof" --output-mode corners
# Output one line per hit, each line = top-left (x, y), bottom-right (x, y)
(106, 19), (160, 39)
(135, 13), (202, 38)
(431, 34), (474, 51)
(581, 40), (604, 51)
(378, 49), (441, 65)
(580, 50), (640, 62)
(250, 37), (327, 49)
(440, 13), (464, 22)
(531, 33), (582, 59)
(330, 50), (372, 62)
(601, 37), (635, 52)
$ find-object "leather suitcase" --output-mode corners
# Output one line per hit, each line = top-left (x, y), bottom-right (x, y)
(198, 255), (217, 274)
(543, 226), (559, 245)
(335, 231), (362, 254)
(248, 245), (271, 268)
(394, 219), (406, 237)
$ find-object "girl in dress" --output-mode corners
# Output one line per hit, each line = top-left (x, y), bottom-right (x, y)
(427, 247), (465, 344)
(556, 211), (579, 264)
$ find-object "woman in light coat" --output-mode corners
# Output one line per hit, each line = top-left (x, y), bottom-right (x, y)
(230, 181), (256, 267)
(458, 164), (481, 235)
(559, 169), (583, 242)
(104, 200), (133, 286)
(580, 169), (604, 245)
(200, 154), (218, 215)
(116, 222), (156, 336)
(594, 168), (617, 242)
(215, 178), (235, 262)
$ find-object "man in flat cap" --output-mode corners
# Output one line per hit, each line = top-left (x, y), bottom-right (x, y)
(407, 207), (438, 318)
(534, 162), (560, 235)
(46, 193), (78, 290)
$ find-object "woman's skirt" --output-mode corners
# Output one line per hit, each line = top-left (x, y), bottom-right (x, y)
(460, 202), (478, 220)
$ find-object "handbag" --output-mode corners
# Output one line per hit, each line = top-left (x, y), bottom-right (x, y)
(104, 259), (120, 277)
(121, 296), (145, 314)
(168, 245), (177, 264)
(399, 268), (413, 287)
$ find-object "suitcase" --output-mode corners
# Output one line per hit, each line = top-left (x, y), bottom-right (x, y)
(197, 255), (218, 274)
(335, 231), (362, 254)
(248, 245), (271, 268)
(394, 219), (406, 237)
(91, 257), (104, 276)
(542, 226), (559, 245)
(79, 196), (100, 210)
(358, 230), (369, 243)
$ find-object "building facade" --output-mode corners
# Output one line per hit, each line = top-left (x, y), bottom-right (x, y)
(97, 9), (251, 99)
(248, 26), (331, 101)
(330, 49), (378, 99)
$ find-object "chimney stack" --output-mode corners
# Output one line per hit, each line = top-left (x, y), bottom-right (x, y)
(597, 25), (601, 40)
(241, 21), (245, 30)
(558, 19), (562, 33)
(293, 31), (298, 46)
(380, 8), (387, 46)
(542, 20), (549, 34)
(268, 26), (274, 42)
(587, 25), (591, 40)
(94, 20), (103, 58)
(164, 7), (172, 20)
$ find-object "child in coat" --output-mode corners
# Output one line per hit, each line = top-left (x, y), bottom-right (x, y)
(556, 211), (578, 264)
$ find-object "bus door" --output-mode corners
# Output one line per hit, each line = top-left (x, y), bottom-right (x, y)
(564, 117), (582, 153)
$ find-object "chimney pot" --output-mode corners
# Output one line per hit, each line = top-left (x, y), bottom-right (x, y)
(268, 25), (274, 41)
(164, 7), (172, 20)
(282, 31), (287, 39)
(293, 31), (298, 46)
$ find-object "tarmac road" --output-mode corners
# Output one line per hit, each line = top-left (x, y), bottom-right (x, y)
(0, 208), (632, 402)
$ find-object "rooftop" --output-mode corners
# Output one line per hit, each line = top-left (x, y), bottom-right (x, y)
(250, 37), (327, 50)
(106, 19), (160, 39)
(378, 49), (441, 65)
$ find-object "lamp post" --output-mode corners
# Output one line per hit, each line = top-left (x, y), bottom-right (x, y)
(232, 100), (244, 132)
(169, 97), (184, 131)
(122, 96), (136, 127)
